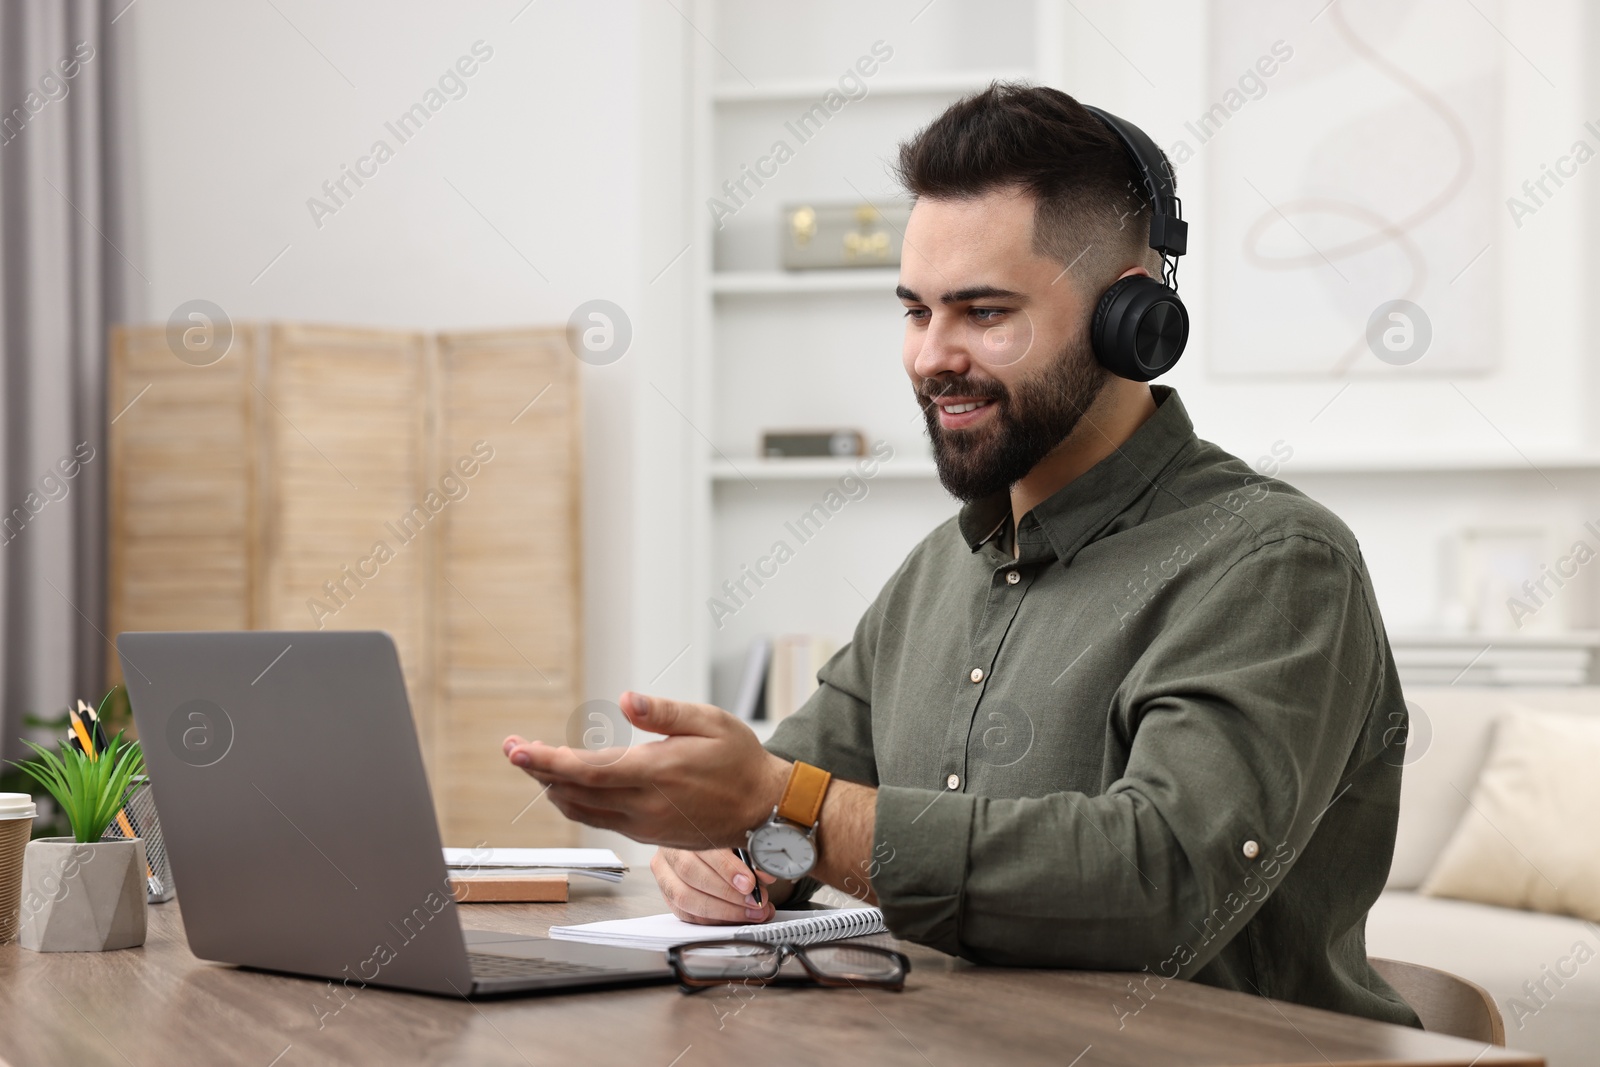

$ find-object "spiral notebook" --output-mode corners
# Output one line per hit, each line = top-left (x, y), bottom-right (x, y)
(548, 905), (884, 951)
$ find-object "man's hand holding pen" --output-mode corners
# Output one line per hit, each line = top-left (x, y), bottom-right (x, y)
(652, 846), (783, 925)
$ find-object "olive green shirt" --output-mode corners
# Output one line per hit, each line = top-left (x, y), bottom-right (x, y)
(766, 386), (1420, 1028)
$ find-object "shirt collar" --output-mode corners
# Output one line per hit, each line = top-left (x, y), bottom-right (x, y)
(957, 385), (1197, 563)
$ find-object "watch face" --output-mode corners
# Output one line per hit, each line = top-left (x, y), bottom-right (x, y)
(749, 823), (816, 880)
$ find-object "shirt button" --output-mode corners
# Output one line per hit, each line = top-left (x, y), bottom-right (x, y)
(1242, 840), (1260, 859)
(1005, 570), (1020, 585)
(946, 774), (960, 790)
(969, 668), (984, 683)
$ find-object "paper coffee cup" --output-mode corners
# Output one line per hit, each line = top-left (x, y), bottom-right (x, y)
(0, 793), (35, 943)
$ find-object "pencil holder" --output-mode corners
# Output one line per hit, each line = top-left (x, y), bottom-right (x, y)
(101, 776), (175, 903)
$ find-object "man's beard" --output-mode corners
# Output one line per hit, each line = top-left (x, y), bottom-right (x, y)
(917, 336), (1110, 504)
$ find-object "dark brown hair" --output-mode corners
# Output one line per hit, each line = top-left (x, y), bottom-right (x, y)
(895, 82), (1167, 289)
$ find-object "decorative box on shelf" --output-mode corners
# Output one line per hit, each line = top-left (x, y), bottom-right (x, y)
(782, 202), (910, 270)
(761, 429), (866, 458)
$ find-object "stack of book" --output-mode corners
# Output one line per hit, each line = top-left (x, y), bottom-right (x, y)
(731, 635), (840, 722)
(442, 847), (628, 902)
(1388, 632), (1600, 687)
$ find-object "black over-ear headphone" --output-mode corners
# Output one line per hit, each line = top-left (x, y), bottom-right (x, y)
(1082, 105), (1189, 382)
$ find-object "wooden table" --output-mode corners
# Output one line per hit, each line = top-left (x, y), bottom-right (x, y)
(0, 873), (1542, 1066)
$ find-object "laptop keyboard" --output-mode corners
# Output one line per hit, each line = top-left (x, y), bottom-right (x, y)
(468, 951), (630, 981)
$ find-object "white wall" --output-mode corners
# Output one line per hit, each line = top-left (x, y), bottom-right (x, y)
(123, 0), (657, 710)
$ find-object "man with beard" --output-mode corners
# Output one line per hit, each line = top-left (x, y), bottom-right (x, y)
(503, 84), (1420, 1028)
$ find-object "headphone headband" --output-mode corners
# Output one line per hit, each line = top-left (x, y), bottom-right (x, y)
(1080, 103), (1191, 382)
(1082, 105), (1187, 259)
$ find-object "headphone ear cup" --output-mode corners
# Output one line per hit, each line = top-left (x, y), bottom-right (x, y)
(1090, 275), (1190, 382)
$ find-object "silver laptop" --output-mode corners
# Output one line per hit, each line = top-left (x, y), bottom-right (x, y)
(117, 630), (675, 997)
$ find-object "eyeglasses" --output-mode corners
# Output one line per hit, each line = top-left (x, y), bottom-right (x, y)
(668, 939), (910, 993)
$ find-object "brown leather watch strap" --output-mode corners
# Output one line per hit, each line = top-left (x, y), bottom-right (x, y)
(776, 761), (832, 828)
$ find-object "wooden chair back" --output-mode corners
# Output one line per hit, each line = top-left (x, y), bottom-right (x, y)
(1369, 957), (1505, 1046)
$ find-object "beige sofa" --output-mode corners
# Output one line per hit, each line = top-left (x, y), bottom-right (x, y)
(1365, 685), (1600, 1066)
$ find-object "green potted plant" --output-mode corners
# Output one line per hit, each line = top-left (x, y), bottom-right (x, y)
(9, 730), (148, 951)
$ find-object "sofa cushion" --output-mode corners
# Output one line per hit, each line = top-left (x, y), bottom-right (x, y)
(1421, 708), (1600, 921)
(1386, 686), (1600, 889)
(1367, 891), (1600, 1067)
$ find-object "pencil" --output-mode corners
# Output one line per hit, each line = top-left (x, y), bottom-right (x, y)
(67, 704), (95, 758)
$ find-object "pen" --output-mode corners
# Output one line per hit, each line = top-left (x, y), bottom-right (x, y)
(734, 847), (763, 908)
(83, 696), (111, 752)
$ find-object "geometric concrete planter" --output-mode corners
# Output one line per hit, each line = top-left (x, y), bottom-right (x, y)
(17, 837), (148, 952)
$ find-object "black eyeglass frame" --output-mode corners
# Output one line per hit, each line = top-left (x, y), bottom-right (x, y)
(666, 938), (911, 994)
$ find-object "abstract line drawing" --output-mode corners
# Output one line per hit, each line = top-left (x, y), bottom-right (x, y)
(1202, 0), (1501, 377)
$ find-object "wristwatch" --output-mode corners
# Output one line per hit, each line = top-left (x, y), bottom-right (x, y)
(745, 761), (832, 880)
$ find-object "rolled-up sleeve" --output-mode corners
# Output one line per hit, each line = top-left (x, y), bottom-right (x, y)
(868, 535), (1382, 973)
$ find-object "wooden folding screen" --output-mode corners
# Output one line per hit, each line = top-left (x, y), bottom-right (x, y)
(108, 323), (581, 846)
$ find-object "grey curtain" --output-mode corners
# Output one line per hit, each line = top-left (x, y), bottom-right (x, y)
(0, 1), (133, 759)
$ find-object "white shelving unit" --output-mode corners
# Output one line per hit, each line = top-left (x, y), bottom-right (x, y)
(687, 0), (1063, 707)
